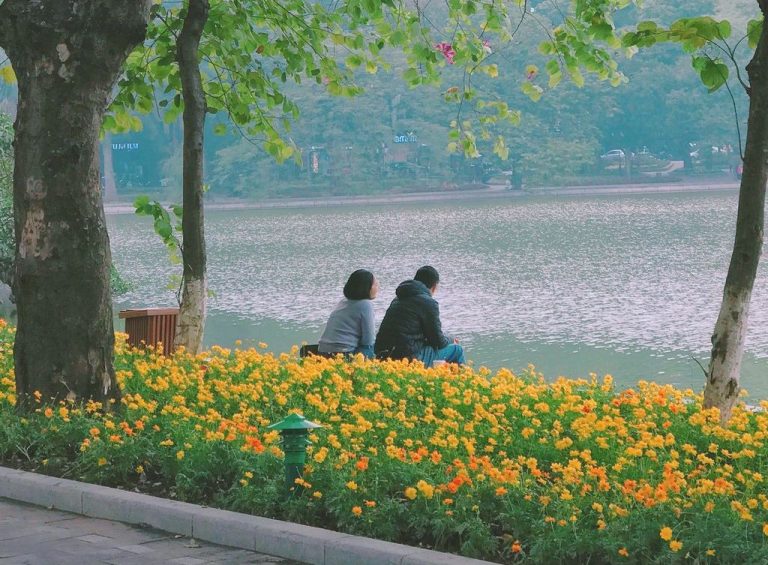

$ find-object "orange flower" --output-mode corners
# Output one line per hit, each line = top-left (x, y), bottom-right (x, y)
(511, 541), (522, 553)
(365, 500), (376, 507)
(669, 540), (682, 552)
(352, 506), (362, 517)
(44, 407), (53, 418)
(659, 526), (673, 541)
(618, 548), (629, 557)
(404, 487), (417, 500)
(355, 457), (369, 471)
(495, 486), (508, 496)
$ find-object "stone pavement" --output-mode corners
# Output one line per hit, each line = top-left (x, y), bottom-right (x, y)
(0, 498), (302, 565)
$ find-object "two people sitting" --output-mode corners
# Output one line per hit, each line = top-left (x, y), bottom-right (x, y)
(317, 265), (465, 368)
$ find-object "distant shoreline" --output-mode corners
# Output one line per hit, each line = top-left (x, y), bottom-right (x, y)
(103, 179), (740, 215)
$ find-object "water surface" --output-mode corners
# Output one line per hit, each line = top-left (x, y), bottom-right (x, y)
(109, 190), (768, 398)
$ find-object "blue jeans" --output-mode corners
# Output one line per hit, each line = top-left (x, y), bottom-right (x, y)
(354, 345), (374, 359)
(417, 344), (466, 368)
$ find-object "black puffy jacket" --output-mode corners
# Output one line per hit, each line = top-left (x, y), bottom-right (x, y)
(374, 280), (450, 360)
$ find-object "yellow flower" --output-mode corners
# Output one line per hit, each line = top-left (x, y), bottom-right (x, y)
(312, 491), (323, 499)
(346, 481), (358, 491)
(763, 523), (768, 536)
(404, 487), (417, 500)
(659, 526), (673, 541)
(176, 450), (185, 460)
(352, 506), (362, 517)
(416, 480), (434, 499)
(706, 549), (716, 556)
(135, 465), (144, 474)
(44, 407), (53, 418)
(669, 540), (682, 552)
(618, 547), (629, 557)
(98, 457), (107, 467)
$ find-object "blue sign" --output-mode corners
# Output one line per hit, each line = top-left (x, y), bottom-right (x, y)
(393, 132), (417, 144)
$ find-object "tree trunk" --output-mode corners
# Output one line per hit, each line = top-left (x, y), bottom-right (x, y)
(0, 0), (151, 406)
(704, 5), (768, 422)
(174, 0), (209, 354)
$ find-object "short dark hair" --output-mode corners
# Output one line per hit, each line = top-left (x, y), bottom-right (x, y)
(343, 269), (375, 300)
(414, 265), (439, 289)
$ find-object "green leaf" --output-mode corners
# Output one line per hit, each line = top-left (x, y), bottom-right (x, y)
(717, 20), (731, 39)
(748, 18), (763, 50)
(521, 82), (543, 102)
(0, 66), (16, 84)
(697, 57), (729, 92)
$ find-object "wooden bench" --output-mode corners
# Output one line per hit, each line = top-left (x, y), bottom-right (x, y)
(299, 344), (320, 358)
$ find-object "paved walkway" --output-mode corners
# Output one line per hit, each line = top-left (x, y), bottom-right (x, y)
(0, 498), (301, 565)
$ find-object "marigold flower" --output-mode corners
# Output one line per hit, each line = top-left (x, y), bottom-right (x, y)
(495, 486), (508, 496)
(668, 540), (682, 552)
(416, 480), (434, 499)
(312, 491), (322, 499)
(404, 487), (417, 500)
(511, 541), (521, 553)
(98, 457), (107, 467)
(659, 526), (673, 541)
(351, 506), (362, 516)
(355, 457), (369, 471)
(176, 450), (185, 460)
(346, 481), (358, 491)
(618, 548), (629, 557)
(44, 407), (53, 418)
(365, 500), (376, 507)
(763, 523), (768, 536)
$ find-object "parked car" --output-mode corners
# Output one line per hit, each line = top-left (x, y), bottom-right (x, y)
(600, 149), (625, 163)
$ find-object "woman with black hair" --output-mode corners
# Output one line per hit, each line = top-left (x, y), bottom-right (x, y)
(317, 269), (379, 358)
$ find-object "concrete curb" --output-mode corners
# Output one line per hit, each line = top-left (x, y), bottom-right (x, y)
(0, 466), (498, 565)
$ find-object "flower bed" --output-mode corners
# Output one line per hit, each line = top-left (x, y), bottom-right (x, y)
(0, 319), (767, 563)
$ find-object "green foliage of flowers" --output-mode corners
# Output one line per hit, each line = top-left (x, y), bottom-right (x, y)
(0, 321), (768, 562)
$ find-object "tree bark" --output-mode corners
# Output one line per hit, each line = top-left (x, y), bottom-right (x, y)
(704, 5), (768, 422)
(0, 0), (151, 406)
(174, 0), (209, 354)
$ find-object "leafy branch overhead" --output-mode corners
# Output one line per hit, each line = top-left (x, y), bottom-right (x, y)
(108, 0), (641, 162)
(623, 16), (764, 93)
(134, 195), (183, 264)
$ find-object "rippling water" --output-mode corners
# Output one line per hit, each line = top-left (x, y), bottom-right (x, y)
(108, 190), (768, 397)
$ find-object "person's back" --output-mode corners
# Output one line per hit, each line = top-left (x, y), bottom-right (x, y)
(374, 279), (444, 359)
(375, 266), (465, 367)
(318, 298), (375, 356)
(318, 269), (378, 358)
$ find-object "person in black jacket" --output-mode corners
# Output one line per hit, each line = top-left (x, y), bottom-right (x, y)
(374, 266), (466, 367)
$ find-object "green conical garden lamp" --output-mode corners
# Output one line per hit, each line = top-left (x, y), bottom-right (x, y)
(268, 413), (322, 496)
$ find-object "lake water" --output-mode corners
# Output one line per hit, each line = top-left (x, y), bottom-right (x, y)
(108, 190), (768, 398)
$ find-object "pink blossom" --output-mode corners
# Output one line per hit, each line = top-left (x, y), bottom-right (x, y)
(435, 42), (456, 64)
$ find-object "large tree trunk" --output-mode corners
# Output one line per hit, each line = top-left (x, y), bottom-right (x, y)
(0, 1), (151, 406)
(174, 0), (209, 354)
(703, 5), (768, 422)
